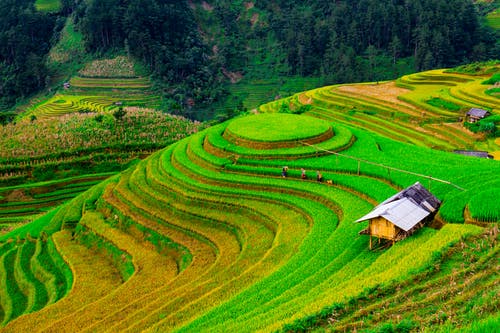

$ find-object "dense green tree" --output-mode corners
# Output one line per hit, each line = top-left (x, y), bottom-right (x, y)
(0, 0), (55, 110)
(248, 0), (496, 75)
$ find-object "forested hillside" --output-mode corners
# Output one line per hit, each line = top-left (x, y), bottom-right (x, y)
(0, 0), (55, 111)
(0, 0), (498, 118)
(199, 0), (498, 80)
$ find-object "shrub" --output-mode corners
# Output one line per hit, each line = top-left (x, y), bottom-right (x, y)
(94, 114), (104, 123)
(113, 107), (126, 121)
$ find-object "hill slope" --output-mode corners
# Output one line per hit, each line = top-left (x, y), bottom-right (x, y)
(25, 56), (160, 120)
(0, 109), (498, 331)
(262, 64), (500, 154)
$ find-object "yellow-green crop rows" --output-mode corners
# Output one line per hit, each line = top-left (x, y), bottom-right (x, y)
(26, 56), (161, 119)
(0, 173), (114, 235)
(0, 110), (497, 331)
(0, 236), (72, 325)
(0, 102), (202, 234)
(266, 67), (499, 153)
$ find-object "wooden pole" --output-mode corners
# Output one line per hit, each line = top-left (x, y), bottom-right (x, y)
(357, 161), (361, 176)
(369, 235), (372, 250)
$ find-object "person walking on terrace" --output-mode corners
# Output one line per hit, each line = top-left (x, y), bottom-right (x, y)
(282, 166), (288, 178)
(316, 171), (323, 182)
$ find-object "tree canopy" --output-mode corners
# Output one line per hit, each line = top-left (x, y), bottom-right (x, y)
(0, 0), (55, 110)
(214, 0), (498, 82)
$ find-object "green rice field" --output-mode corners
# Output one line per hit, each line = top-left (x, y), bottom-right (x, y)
(0, 64), (500, 332)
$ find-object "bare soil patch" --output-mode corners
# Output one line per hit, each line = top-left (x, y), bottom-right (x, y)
(337, 82), (419, 111)
(298, 93), (313, 105)
(222, 68), (243, 83)
(5, 189), (33, 202)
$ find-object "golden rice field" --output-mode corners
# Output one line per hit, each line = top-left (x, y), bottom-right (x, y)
(266, 67), (499, 154)
(0, 66), (498, 332)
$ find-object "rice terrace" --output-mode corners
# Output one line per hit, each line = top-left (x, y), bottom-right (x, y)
(0, 0), (499, 332)
(0, 62), (498, 331)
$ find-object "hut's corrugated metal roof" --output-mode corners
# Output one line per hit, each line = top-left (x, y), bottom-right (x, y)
(453, 150), (492, 159)
(354, 182), (441, 231)
(466, 108), (490, 118)
(355, 200), (402, 222)
(355, 198), (430, 231)
(377, 182), (441, 213)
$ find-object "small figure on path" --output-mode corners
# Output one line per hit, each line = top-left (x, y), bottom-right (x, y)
(282, 166), (288, 178)
(301, 168), (306, 179)
(316, 171), (323, 182)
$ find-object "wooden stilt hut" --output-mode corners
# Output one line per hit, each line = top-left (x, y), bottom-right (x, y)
(355, 182), (441, 249)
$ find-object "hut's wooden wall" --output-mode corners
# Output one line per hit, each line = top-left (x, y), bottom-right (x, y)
(369, 217), (397, 240)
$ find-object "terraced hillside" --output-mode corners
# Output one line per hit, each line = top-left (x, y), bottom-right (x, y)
(26, 56), (161, 120)
(263, 66), (500, 154)
(284, 227), (499, 332)
(0, 108), (202, 232)
(0, 174), (113, 236)
(0, 233), (73, 326)
(221, 77), (323, 115)
(1, 51), (204, 233)
(1, 113), (497, 332)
